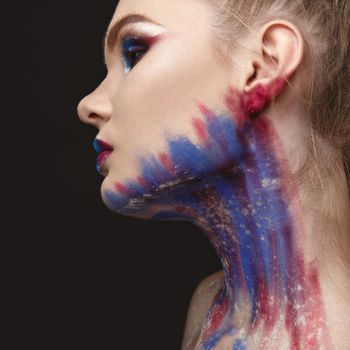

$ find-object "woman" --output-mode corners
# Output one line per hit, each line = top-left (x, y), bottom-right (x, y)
(77, 0), (350, 349)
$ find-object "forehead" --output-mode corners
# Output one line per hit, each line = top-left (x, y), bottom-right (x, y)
(109, 0), (210, 33)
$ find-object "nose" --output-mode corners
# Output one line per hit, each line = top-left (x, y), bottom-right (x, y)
(77, 83), (112, 129)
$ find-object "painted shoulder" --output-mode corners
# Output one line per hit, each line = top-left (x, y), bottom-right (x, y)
(181, 270), (224, 350)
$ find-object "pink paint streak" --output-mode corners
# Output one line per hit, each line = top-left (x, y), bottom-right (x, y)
(203, 293), (229, 340)
(192, 117), (209, 144)
(159, 152), (176, 176)
(115, 182), (128, 195)
(197, 102), (216, 120)
(137, 176), (148, 188)
(244, 78), (287, 115)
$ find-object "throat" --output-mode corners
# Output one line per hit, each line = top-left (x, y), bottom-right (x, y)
(172, 172), (332, 349)
(144, 112), (334, 348)
(104, 82), (337, 349)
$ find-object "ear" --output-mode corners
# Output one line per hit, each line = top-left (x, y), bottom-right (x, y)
(244, 20), (304, 94)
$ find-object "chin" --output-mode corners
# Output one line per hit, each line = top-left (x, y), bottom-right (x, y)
(99, 174), (169, 219)
(101, 192), (177, 220)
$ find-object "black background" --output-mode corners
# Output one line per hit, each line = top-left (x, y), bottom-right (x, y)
(15, 1), (223, 348)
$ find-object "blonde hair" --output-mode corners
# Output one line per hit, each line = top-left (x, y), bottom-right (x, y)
(207, 0), (350, 255)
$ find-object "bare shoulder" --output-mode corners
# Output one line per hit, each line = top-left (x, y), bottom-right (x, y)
(181, 270), (224, 350)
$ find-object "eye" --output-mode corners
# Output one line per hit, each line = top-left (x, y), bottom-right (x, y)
(121, 35), (149, 74)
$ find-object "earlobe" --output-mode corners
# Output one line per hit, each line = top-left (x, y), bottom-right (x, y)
(244, 20), (305, 95)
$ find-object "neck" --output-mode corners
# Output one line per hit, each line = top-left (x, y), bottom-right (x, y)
(174, 173), (331, 349)
(160, 131), (333, 349)
(104, 82), (350, 349)
(153, 116), (336, 349)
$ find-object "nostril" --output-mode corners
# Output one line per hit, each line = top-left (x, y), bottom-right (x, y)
(88, 112), (99, 120)
(88, 113), (104, 126)
(77, 100), (101, 127)
(76, 87), (112, 126)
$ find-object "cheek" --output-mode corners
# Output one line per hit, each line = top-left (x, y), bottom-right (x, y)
(112, 39), (231, 152)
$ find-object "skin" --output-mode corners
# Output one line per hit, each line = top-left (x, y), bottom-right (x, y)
(77, 0), (350, 349)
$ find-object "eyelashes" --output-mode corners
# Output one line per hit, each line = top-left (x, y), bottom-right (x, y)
(121, 34), (149, 74)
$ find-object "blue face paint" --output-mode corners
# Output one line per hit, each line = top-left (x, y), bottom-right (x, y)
(102, 80), (331, 349)
(233, 339), (246, 350)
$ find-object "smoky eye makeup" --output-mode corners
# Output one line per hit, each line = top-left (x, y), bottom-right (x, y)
(116, 22), (168, 75)
(120, 32), (150, 74)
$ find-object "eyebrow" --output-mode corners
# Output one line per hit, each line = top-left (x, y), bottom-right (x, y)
(103, 14), (160, 59)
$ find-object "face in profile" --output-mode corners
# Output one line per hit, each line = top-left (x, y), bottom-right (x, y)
(77, 0), (284, 220)
(77, 2), (350, 347)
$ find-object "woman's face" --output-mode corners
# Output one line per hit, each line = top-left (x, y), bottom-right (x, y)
(77, 0), (249, 218)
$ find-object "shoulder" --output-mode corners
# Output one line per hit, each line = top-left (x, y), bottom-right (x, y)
(181, 270), (224, 350)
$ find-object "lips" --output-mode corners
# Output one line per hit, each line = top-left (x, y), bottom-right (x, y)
(93, 139), (114, 153)
(93, 138), (114, 175)
(97, 150), (112, 165)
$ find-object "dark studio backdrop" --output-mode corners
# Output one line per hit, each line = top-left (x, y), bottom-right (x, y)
(22, 1), (222, 348)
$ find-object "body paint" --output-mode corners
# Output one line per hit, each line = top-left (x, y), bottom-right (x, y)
(104, 80), (332, 349)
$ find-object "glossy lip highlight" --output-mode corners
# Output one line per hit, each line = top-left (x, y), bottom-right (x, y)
(93, 138), (114, 176)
